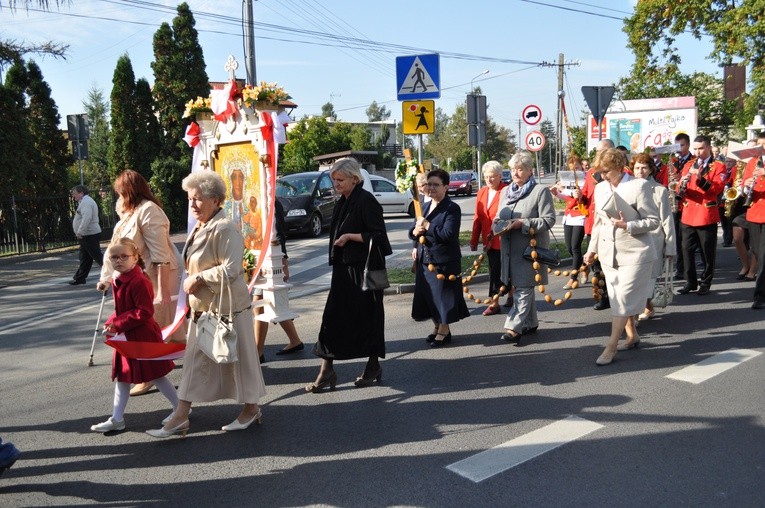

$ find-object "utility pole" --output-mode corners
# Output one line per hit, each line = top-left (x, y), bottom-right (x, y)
(243, 0), (256, 85)
(540, 55), (580, 179)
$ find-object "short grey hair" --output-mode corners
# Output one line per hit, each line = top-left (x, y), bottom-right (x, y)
(329, 157), (362, 184)
(182, 170), (227, 203)
(482, 160), (503, 177)
(508, 152), (534, 172)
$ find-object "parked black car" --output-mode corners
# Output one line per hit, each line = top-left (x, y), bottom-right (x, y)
(276, 171), (336, 237)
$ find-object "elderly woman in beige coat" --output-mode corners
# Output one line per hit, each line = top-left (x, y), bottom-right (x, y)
(97, 169), (184, 396)
(147, 171), (266, 438)
(583, 149), (660, 366)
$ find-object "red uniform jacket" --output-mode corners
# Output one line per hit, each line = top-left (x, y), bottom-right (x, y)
(744, 157), (765, 224)
(471, 182), (507, 250)
(654, 162), (669, 187)
(106, 265), (174, 383)
(679, 157), (727, 227)
(579, 168), (599, 235)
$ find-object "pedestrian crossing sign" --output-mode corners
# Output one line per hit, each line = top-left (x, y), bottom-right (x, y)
(402, 100), (435, 134)
(396, 54), (440, 100)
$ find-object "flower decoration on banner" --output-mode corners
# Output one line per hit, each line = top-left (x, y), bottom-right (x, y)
(241, 81), (291, 108)
(243, 248), (257, 277)
(182, 96), (212, 118)
(396, 158), (419, 193)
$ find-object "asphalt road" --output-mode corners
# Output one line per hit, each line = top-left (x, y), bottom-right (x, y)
(1, 192), (764, 507)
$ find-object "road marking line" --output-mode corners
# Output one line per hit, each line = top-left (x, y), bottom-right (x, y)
(0, 300), (102, 334)
(665, 348), (762, 384)
(446, 415), (603, 483)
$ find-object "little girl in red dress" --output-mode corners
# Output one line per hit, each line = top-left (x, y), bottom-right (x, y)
(90, 238), (178, 433)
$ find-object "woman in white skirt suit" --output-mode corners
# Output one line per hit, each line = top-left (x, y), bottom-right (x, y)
(583, 148), (660, 366)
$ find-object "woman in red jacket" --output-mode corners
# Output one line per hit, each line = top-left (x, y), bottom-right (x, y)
(550, 155), (587, 289)
(470, 161), (508, 315)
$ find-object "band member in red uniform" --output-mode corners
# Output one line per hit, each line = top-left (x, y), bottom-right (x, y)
(651, 149), (669, 187)
(742, 141), (765, 309)
(677, 135), (728, 295)
(671, 133), (696, 279)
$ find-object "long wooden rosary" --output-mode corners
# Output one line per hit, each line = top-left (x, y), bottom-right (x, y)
(424, 226), (601, 306)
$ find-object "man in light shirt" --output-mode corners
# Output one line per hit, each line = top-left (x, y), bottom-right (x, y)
(70, 185), (102, 285)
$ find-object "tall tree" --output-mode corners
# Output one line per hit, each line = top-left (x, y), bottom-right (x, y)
(134, 77), (160, 177)
(150, 3), (209, 230)
(25, 60), (69, 195)
(108, 53), (139, 176)
(0, 61), (34, 200)
(623, 0), (765, 127)
(366, 101), (391, 122)
(80, 84), (111, 190)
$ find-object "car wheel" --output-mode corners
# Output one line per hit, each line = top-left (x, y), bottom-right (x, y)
(407, 201), (416, 218)
(308, 213), (322, 237)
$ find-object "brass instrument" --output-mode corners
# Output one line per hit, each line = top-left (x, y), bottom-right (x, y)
(724, 161), (744, 218)
(667, 154), (681, 213)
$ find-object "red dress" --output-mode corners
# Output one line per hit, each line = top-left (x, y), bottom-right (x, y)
(106, 265), (174, 383)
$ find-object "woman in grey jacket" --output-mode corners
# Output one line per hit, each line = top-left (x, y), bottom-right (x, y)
(496, 152), (556, 345)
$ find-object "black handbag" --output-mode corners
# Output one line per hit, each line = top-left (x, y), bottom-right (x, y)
(362, 238), (390, 291)
(523, 245), (561, 266)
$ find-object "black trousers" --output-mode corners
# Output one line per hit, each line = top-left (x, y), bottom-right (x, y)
(73, 233), (103, 282)
(720, 207), (733, 245)
(564, 224), (585, 279)
(486, 248), (502, 297)
(681, 223), (717, 288)
(673, 211), (684, 274)
(748, 222), (765, 303)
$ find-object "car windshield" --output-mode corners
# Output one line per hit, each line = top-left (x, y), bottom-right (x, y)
(451, 173), (470, 181)
(277, 175), (317, 197)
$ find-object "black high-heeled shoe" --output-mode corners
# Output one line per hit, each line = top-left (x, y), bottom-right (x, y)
(430, 332), (452, 347)
(305, 371), (337, 393)
(354, 367), (382, 387)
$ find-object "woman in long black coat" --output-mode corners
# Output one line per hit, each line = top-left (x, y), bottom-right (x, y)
(307, 158), (392, 392)
(410, 169), (470, 347)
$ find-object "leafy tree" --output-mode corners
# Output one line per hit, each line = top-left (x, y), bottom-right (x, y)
(321, 101), (337, 120)
(623, 0), (765, 128)
(426, 104), (472, 170)
(366, 101), (391, 122)
(538, 119), (556, 173)
(108, 53), (140, 177)
(282, 116), (359, 173)
(349, 125), (372, 151)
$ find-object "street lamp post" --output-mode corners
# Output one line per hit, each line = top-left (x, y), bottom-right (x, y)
(470, 70), (489, 177)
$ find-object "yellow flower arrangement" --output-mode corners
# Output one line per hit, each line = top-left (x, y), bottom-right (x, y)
(182, 96), (213, 118)
(241, 81), (291, 108)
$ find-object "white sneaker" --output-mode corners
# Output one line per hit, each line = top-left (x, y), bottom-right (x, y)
(638, 309), (655, 321)
(90, 417), (125, 433)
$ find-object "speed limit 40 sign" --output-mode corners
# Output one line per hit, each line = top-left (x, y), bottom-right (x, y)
(525, 130), (546, 152)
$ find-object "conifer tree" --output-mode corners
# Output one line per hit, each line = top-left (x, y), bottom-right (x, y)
(25, 60), (69, 196)
(0, 62), (34, 201)
(80, 84), (111, 190)
(134, 77), (160, 179)
(108, 53), (140, 177)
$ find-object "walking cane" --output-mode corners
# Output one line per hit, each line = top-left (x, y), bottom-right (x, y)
(88, 290), (108, 367)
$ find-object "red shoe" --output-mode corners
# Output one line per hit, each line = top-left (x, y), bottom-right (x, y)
(482, 306), (500, 316)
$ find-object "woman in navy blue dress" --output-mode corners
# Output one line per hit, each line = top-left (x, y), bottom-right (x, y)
(410, 169), (470, 347)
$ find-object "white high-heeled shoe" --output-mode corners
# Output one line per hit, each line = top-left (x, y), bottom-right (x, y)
(146, 420), (189, 439)
(221, 409), (262, 431)
(162, 408), (192, 426)
(90, 417), (125, 433)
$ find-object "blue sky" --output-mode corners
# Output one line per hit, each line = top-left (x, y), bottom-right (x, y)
(1, 0), (720, 138)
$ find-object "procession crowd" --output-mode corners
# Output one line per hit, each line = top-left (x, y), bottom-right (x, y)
(3, 133), (762, 470)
